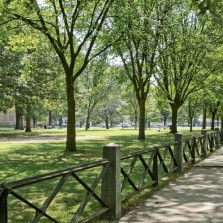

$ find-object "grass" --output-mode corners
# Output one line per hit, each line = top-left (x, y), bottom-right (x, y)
(0, 126), (206, 181)
(0, 126), (206, 222)
(0, 127), (176, 181)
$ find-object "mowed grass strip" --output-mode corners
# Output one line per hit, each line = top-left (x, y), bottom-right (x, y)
(0, 127), (177, 181)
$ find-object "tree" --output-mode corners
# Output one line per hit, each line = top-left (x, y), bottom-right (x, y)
(98, 98), (121, 129)
(155, 89), (171, 127)
(197, 65), (223, 130)
(187, 94), (199, 132)
(77, 57), (117, 130)
(113, 0), (160, 140)
(1, 0), (115, 151)
(154, 1), (220, 133)
(207, 77), (223, 130)
(121, 85), (138, 129)
(0, 42), (23, 113)
(192, 0), (223, 17)
(0, 26), (66, 131)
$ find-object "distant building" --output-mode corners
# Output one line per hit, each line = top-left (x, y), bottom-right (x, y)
(0, 111), (16, 127)
(0, 111), (68, 128)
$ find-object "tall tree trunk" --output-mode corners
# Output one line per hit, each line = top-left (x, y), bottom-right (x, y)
(21, 116), (24, 130)
(189, 117), (193, 132)
(163, 114), (167, 127)
(210, 101), (220, 130)
(85, 103), (96, 130)
(202, 107), (207, 129)
(66, 80), (77, 152)
(48, 110), (52, 126)
(138, 101), (145, 140)
(148, 119), (150, 129)
(105, 117), (109, 129)
(59, 116), (63, 129)
(33, 118), (36, 129)
(211, 112), (215, 130)
(25, 105), (32, 132)
(188, 102), (193, 132)
(15, 104), (22, 130)
(134, 109), (138, 130)
(85, 113), (90, 130)
(25, 116), (32, 132)
(170, 106), (178, 134)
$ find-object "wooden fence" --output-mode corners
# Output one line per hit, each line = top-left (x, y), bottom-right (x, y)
(0, 129), (222, 223)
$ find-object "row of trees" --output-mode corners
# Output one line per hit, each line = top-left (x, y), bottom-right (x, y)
(0, 0), (223, 151)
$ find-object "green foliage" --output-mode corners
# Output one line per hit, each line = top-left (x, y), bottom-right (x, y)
(0, 0), (223, 143)
(0, 44), (23, 112)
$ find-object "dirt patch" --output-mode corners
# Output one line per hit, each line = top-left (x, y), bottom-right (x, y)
(0, 135), (103, 143)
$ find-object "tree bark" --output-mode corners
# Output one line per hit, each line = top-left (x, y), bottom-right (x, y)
(163, 115), (167, 127)
(85, 113), (90, 130)
(33, 118), (36, 129)
(65, 79), (77, 152)
(85, 106), (94, 130)
(25, 105), (32, 132)
(189, 120), (193, 132)
(21, 116), (24, 130)
(25, 116), (32, 132)
(48, 110), (52, 126)
(202, 107), (207, 129)
(105, 117), (109, 129)
(210, 101), (220, 130)
(134, 109), (138, 130)
(15, 104), (22, 130)
(211, 112), (215, 130)
(170, 105), (178, 134)
(188, 102), (194, 132)
(138, 100), (146, 140)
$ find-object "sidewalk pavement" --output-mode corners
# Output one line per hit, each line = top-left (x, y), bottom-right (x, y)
(117, 147), (223, 223)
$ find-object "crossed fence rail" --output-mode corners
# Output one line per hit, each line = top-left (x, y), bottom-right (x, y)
(183, 131), (219, 165)
(0, 160), (110, 223)
(120, 143), (178, 202)
(0, 129), (222, 223)
(183, 136), (203, 164)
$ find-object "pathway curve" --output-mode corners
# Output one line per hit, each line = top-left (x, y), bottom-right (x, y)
(117, 147), (223, 223)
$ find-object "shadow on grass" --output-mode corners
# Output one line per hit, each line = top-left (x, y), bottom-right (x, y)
(0, 132), (176, 181)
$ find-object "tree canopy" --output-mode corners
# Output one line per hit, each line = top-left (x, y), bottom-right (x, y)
(0, 0), (223, 151)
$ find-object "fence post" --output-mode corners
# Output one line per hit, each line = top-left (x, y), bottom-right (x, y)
(201, 129), (208, 157)
(174, 133), (183, 173)
(101, 143), (121, 220)
(191, 138), (196, 164)
(153, 148), (158, 186)
(0, 186), (8, 223)
(215, 127), (220, 149)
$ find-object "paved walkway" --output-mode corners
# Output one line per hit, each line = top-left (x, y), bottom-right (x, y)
(117, 147), (223, 223)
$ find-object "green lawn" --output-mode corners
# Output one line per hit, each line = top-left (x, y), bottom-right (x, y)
(0, 126), (206, 222)
(0, 127), (176, 181)
(0, 126), (207, 182)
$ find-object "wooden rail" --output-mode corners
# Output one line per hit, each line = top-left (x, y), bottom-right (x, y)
(0, 160), (110, 223)
(120, 143), (178, 201)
